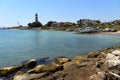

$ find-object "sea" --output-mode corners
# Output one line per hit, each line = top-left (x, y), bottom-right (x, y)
(0, 30), (120, 67)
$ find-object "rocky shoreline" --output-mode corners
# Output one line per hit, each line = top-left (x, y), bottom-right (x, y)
(1, 46), (120, 80)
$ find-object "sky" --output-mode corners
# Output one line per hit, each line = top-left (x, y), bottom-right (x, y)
(0, 0), (120, 27)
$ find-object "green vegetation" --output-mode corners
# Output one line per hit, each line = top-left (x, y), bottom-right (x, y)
(112, 25), (120, 30)
(25, 19), (120, 31)
(28, 22), (42, 28)
(45, 21), (56, 27)
(92, 24), (120, 30)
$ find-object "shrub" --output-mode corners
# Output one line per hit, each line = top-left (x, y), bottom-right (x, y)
(28, 22), (42, 28)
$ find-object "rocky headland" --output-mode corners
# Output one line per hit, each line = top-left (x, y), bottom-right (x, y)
(1, 46), (120, 80)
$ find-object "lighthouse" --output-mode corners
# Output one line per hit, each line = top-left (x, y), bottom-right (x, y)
(35, 13), (38, 22)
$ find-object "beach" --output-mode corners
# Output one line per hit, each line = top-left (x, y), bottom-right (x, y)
(101, 31), (120, 35)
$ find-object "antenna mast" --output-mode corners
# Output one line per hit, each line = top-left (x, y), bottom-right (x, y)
(17, 21), (22, 27)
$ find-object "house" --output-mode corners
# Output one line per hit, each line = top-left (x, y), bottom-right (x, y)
(51, 22), (73, 27)
(77, 19), (101, 26)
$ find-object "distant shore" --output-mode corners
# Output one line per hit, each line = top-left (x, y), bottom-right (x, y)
(1, 26), (120, 35)
(1, 27), (120, 35)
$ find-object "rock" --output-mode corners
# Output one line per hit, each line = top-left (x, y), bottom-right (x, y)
(109, 64), (120, 72)
(72, 56), (86, 64)
(106, 53), (119, 60)
(97, 52), (106, 58)
(96, 59), (106, 69)
(15, 70), (25, 75)
(87, 51), (101, 58)
(57, 77), (64, 80)
(26, 62), (64, 80)
(13, 73), (46, 80)
(56, 57), (70, 64)
(100, 53), (120, 71)
(106, 53), (120, 68)
(107, 60), (120, 68)
(64, 62), (99, 80)
(89, 71), (106, 80)
(22, 59), (37, 68)
(73, 56), (86, 60)
(41, 62), (63, 73)
(103, 48), (113, 53)
(27, 65), (45, 73)
(106, 71), (120, 80)
(38, 78), (44, 80)
(63, 62), (77, 70)
(112, 50), (120, 56)
(0, 66), (21, 76)
(43, 71), (65, 80)
(100, 62), (109, 71)
(63, 59), (100, 80)
(113, 46), (120, 50)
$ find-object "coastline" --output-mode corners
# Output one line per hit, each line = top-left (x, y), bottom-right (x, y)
(1, 46), (120, 80)
(2, 26), (120, 35)
(100, 31), (120, 35)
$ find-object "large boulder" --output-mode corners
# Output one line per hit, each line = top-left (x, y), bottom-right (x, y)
(15, 70), (25, 75)
(0, 66), (21, 76)
(64, 62), (99, 80)
(97, 52), (106, 58)
(107, 59), (120, 68)
(41, 62), (63, 72)
(106, 53), (120, 68)
(13, 73), (46, 80)
(27, 65), (45, 73)
(63, 62), (77, 70)
(96, 59), (106, 69)
(89, 71), (106, 80)
(41, 71), (65, 80)
(108, 65), (120, 73)
(56, 57), (70, 64)
(106, 71), (120, 80)
(87, 51), (101, 58)
(100, 53), (120, 71)
(22, 59), (37, 68)
(106, 53), (119, 60)
(112, 50), (120, 56)
(72, 56), (86, 64)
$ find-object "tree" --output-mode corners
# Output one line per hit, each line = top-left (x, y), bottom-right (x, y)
(72, 23), (76, 26)
(28, 22), (42, 28)
(46, 21), (56, 27)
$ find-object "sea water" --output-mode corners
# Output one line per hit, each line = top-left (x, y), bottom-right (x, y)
(0, 30), (120, 67)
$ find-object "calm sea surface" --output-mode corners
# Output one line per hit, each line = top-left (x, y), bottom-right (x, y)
(0, 30), (120, 67)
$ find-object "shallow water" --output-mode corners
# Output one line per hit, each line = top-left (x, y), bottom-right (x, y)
(0, 30), (120, 67)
